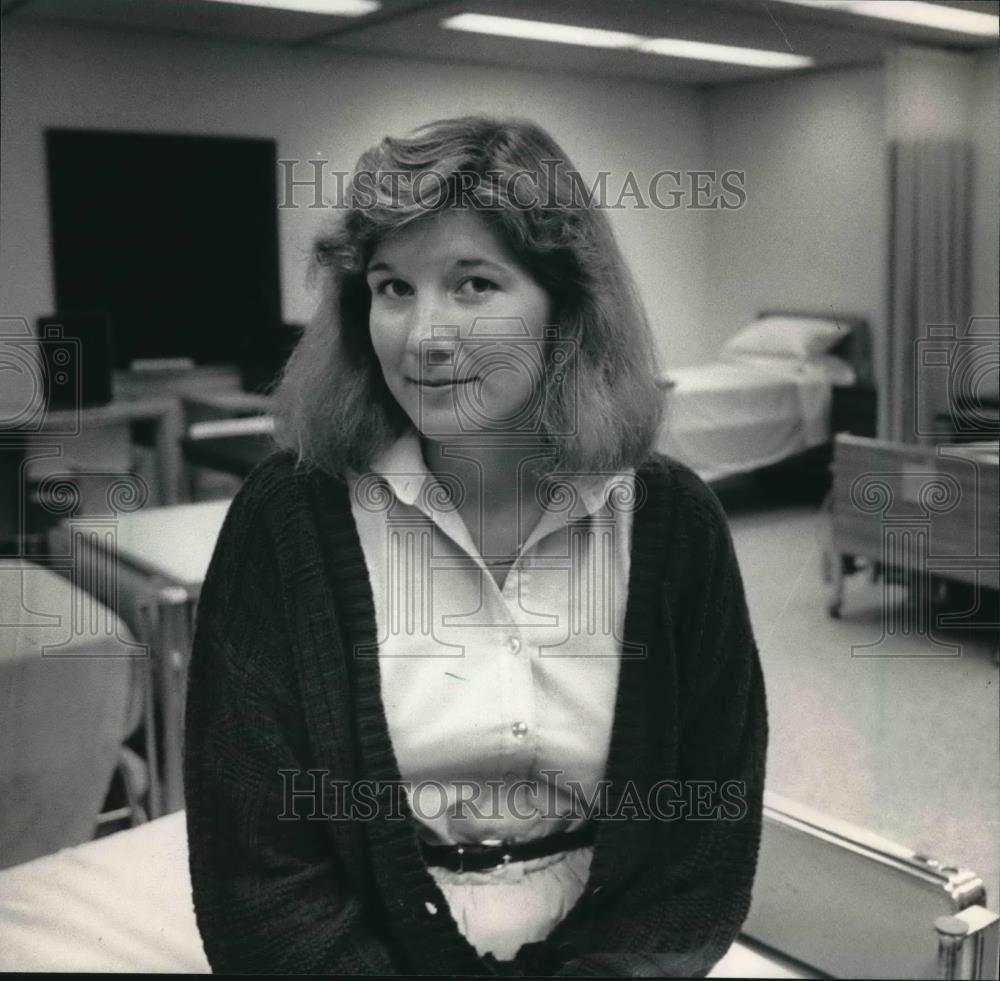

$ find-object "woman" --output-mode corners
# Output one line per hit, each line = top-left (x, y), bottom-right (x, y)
(184, 116), (768, 977)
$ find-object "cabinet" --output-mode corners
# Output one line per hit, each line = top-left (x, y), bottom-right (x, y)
(831, 384), (878, 439)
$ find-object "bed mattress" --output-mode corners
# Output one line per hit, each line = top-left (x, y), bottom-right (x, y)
(657, 358), (843, 482)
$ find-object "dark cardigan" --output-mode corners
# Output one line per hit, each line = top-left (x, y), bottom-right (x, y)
(183, 450), (768, 977)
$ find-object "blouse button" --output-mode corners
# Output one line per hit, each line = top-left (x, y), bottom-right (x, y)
(506, 636), (521, 655)
(511, 721), (529, 738)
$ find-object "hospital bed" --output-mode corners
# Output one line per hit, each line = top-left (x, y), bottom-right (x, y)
(0, 791), (995, 978)
(657, 311), (876, 483)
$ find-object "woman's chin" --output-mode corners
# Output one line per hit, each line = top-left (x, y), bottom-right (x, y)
(407, 406), (543, 442)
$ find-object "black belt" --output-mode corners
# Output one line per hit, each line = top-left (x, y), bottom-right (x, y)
(419, 823), (597, 873)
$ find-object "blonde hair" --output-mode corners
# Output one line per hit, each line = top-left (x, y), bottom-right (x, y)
(273, 115), (664, 477)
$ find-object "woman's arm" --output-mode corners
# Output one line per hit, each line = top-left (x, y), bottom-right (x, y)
(536, 488), (768, 978)
(183, 489), (402, 975)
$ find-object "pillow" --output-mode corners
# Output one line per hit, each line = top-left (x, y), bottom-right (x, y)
(735, 353), (857, 386)
(807, 353), (857, 385)
(721, 316), (847, 361)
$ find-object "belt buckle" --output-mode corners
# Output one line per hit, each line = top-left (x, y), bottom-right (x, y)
(461, 839), (513, 873)
(483, 850), (514, 872)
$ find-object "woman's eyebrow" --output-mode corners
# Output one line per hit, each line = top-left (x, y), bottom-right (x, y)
(365, 257), (509, 276)
(453, 258), (508, 273)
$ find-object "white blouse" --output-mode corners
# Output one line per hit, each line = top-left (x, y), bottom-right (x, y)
(348, 429), (635, 960)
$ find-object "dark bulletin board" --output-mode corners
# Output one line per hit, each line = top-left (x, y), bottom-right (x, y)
(45, 128), (282, 370)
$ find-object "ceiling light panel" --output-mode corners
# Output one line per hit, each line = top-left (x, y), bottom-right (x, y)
(441, 13), (815, 68)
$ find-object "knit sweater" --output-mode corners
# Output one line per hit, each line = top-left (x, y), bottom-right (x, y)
(183, 450), (768, 977)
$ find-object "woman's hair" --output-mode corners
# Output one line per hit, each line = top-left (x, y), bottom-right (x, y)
(272, 115), (665, 476)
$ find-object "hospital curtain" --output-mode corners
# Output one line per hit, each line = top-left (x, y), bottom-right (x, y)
(886, 139), (972, 444)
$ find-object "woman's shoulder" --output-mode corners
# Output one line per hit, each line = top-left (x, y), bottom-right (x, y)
(230, 449), (348, 513)
(208, 450), (349, 561)
(636, 451), (731, 537)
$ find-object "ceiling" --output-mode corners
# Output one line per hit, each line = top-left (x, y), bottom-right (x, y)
(2, 0), (997, 85)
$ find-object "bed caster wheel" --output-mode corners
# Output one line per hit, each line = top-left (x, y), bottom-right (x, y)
(828, 600), (842, 619)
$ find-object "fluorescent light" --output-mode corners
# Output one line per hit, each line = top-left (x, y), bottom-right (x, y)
(441, 14), (641, 49)
(442, 13), (814, 69)
(777, 0), (999, 37)
(637, 38), (813, 68)
(202, 0), (380, 14)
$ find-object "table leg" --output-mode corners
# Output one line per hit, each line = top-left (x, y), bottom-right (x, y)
(829, 554), (847, 618)
(155, 403), (184, 505)
(155, 586), (193, 814)
(136, 599), (164, 819)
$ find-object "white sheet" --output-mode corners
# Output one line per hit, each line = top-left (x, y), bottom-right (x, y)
(0, 812), (209, 973)
(657, 357), (844, 482)
(0, 812), (808, 976)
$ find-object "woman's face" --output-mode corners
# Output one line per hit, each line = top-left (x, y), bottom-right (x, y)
(366, 209), (554, 440)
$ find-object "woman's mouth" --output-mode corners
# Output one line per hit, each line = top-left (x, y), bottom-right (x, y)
(408, 377), (478, 388)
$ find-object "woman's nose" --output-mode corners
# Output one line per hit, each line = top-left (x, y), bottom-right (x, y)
(404, 296), (463, 356)
(409, 325), (460, 381)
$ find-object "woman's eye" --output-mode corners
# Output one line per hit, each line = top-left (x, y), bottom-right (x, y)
(456, 276), (498, 297)
(374, 279), (413, 298)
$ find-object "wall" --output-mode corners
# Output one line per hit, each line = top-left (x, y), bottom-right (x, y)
(884, 46), (975, 141)
(0, 19), (712, 375)
(703, 66), (888, 390)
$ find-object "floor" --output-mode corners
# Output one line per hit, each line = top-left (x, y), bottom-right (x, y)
(714, 471), (999, 909)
